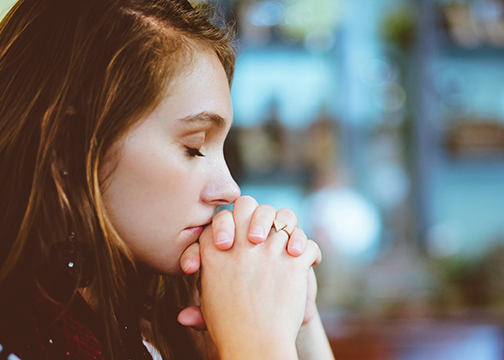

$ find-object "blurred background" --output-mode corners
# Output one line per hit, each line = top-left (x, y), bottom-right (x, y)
(210, 0), (504, 358)
(3, 0), (504, 358)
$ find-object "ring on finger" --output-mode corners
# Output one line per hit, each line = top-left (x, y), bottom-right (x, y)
(273, 219), (292, 238)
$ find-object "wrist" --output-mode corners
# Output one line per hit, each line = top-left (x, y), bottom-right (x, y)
(218, 333), (298, 360)
(298, 306), (321, 337)
(296, 309), (335, 360)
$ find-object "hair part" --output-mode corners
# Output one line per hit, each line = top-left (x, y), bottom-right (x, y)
(0, 0), (235, 358)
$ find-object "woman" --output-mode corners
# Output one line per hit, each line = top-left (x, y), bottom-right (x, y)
(0, 0), (334, 359)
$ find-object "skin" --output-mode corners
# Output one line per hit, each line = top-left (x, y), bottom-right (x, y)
(178, 201), (319, 331)
(101, 49), (240, 275)
(100, 48), (334, 359)
(101, 47), (309, 277)
(198, 196), (323, 360)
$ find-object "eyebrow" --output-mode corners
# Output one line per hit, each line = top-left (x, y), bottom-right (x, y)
(178, 111), (228, 129)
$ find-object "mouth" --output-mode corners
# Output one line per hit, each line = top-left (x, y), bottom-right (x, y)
(183, 220), (212, 238)
(184, 225), (204, 234)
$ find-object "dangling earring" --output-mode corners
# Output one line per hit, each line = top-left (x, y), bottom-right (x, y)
(49, 232), (96, 290)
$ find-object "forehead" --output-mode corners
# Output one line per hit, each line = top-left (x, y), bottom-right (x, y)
(101, 50), (232, 169)
(153, 49), (233, 129)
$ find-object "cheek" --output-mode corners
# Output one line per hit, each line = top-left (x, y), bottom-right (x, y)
(101, 142), (201, 272)
(109, 158), (190, 224)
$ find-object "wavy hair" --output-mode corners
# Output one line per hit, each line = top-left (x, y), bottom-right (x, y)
(0, 0), (235, 358)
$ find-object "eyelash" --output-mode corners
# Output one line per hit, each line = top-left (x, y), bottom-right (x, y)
(185, 146), (205, 158)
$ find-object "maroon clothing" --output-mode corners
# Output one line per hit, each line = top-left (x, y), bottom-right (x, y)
(0, 291), (105, 360)
(0, 291), (152, 360)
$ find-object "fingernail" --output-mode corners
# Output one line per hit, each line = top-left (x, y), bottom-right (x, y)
(250, 225), (265, 240)
(290, 242), (303, 255)
(182, 259), (193, 273)
(215, 232), (231, 245)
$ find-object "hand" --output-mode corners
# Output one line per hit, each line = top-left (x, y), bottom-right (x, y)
(179, 197), (310, 276)
(197, 196), (321, 359)
(178, 196), (319, 330)
(210, 200), (308, 257)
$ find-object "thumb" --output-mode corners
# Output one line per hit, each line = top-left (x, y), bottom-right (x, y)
(177, 306), (207, 331)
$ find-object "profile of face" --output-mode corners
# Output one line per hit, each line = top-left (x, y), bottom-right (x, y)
(100, 49), (240, 275)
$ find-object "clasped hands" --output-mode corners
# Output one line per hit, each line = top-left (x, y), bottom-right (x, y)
(177, 196), (322, 348)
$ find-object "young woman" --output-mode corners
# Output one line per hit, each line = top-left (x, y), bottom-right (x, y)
(0, 0), (334, 359)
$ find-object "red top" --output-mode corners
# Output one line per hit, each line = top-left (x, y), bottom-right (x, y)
(0, 290), (106, 360)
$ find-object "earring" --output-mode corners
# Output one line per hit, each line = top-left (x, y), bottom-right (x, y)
(61, 169), (68, 176)
(48, 232), (96, 290)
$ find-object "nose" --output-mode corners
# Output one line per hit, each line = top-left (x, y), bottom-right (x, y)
(201, 158), (241, 206)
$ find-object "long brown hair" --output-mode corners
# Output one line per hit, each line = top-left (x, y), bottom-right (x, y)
(0, 0), (235, 358)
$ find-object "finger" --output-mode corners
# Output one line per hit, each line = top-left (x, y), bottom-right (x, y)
(180, 242), (200, 274)
(232, 195), (259, 245)
(273, 208), (298, 238)
(212, 209), (235, 250)
(248, 204), (276, 244)
(303, 240), (322, 267)
(287, 228), (307, 257)
(303, 267), (318, 325)
(177, 306), (207, 331)
(199, 223), (217, 250)
(268, 208), (298, 251)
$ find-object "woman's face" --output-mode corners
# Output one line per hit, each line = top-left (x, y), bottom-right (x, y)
(101, 50), (240, 275)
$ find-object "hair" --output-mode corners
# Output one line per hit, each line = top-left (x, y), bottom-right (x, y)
(0, 0), (235, 358)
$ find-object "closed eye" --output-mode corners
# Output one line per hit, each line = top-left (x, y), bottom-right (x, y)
(185, 146), (205, 158)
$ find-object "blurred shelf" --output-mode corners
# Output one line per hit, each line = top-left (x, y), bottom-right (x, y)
(443, 122), (504, 160)
(438, 34), (504, 59)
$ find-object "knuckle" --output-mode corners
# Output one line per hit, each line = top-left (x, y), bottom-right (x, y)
(277, 208), (296, 221)
(295, 228), (306, 238)
(291, 228), (307, 241)
(253, 205), (276, 223)
(307, 239), (319, 251)
(259, 204), (276, 213)
(214, 209), (232, 221)
(235, 195), (257, 207)
(215, 208), (232, 216)
(213, 214), (232, 228)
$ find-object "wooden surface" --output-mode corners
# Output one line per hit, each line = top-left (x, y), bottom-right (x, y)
(321, 312), (504, 360)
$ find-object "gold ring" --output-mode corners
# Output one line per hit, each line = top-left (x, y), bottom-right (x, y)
(273, 219), (292, 238)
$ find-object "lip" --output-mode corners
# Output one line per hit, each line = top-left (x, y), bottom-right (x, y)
(182, 214), (213, 241)
(183, 225), (204, 237)
(183, 219), (212, 237)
